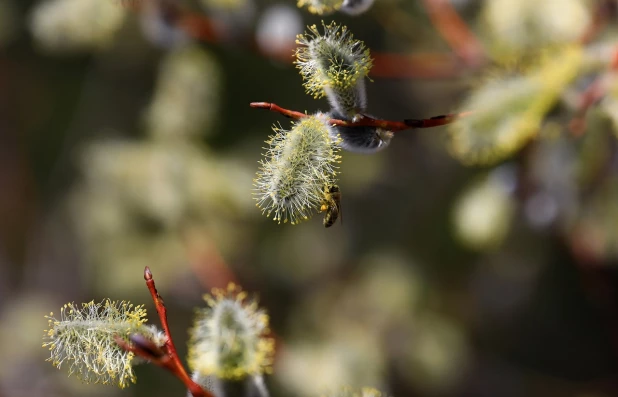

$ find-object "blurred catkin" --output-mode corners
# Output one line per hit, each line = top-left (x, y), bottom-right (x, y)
(453, 172), (515, 251)
(146, 45), (221, 140)
(188, 284), (274, 380)
(29, 0), (126, 52)
(297, 0), (344, 15)
(482, 0), (590, 58)
(449, 46), (583, 165)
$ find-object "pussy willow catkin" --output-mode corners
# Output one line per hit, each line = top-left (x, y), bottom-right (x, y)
(43, 300), (162, 389)
(254, 113), (341, 225)
(295, 21), (372, 119)
(188, 284), (274, 379)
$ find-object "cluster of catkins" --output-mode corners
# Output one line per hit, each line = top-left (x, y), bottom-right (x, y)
(254, 22), (393, 226)
(43, 284), (388, 397)
(43, 285), (274, 392)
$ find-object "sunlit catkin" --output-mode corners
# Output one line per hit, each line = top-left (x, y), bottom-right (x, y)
(296, 22), (372, 118)
(254, 114), (342, 225)
(188, 284), (275, 380)
(449, 46), (583, 165)
(42, 300), (161, 388)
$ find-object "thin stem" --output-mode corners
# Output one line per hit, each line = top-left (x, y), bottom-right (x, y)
(250, 102), (472, 132)
(569, 44), (618, 136)
(577, 0), (615, 45)
(420, 0), (486, 67)
(143, 267), (215, 397)
(371, 52), (466, 79)
(114, 335), (174, 370)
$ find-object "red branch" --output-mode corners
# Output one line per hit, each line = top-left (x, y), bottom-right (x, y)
(578, 0), (615, 45)
(371, 53), (465, 79)
(420, 0), (486, 67)
(250, 102), (472, 132)
(115, 267), (213, 397)
(569, 44), (618, 136)
(143, 267), (211, 397)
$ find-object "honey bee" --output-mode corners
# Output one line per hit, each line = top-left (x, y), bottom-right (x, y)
(320, 184), (342, 228)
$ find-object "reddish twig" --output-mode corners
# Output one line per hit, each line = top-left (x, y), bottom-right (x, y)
(114, 267), (213, 397)
(250, 102), (472, 132)
(577, 0), (616, 45)
(184, 230), (239, 289)
(371, 52), (466, 79)
(420, 0), (486, 67)
(142, 267), (211, 397)
(569, 45), (618, 136)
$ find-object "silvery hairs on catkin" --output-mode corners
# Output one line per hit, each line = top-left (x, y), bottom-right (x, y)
(328, 110), (394, 154)
(253, 113), (341, 225)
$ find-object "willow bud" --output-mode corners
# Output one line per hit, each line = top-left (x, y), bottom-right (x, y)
(254, 113), (342, 225)
(295, 21), (372, 118)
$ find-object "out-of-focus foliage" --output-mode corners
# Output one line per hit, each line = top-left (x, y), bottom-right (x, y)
(71, 140), (254, 294)
(482, 0), (591, 58)
(453, 169), (515, 251)
(29, 0), (127, 52)
(145, 46), (222, 140)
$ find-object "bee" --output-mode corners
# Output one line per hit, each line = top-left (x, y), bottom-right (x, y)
(320, 184), (342, 228)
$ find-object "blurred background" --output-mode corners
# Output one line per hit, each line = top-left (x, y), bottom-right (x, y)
(2, 0), (618, 396)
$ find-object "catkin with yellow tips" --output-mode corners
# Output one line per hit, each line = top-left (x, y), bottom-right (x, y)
(253, 113), (342, 225)
(42, 300), (163, 389)
(295, 21), (372, 119)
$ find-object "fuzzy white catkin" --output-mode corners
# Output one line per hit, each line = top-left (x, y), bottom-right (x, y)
(42, 300), (161, 389)
(254, 113), (341, 225)
(295, 22), (372, 118)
